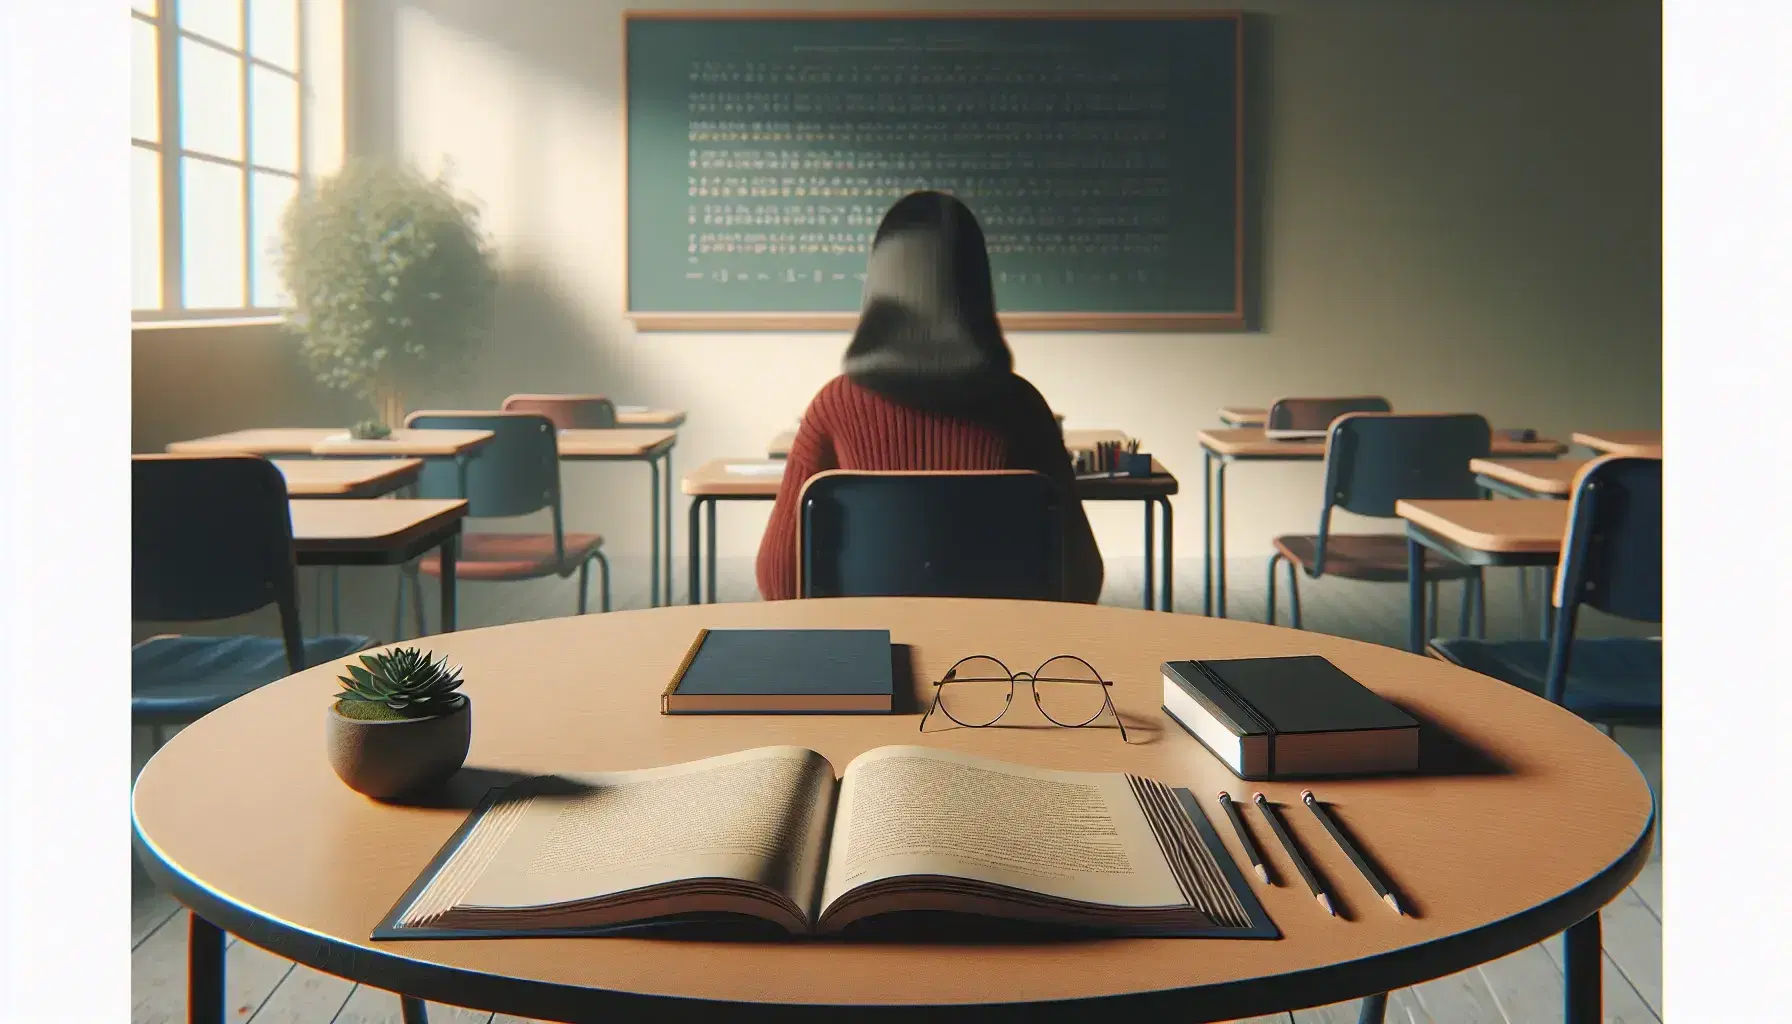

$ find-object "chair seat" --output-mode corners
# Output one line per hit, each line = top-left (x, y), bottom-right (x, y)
(417, 532), (604, 581)
(1274, 534), (1479, 583)
(1429, 637), (1662, 725)
(132, 634), (371, 723)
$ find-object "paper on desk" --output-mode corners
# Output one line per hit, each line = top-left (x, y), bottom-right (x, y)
(725, 463), (785, 476)
(616, 405), (648, 413)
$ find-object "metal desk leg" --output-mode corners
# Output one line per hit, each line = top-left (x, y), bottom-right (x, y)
(1539, 565), (1557, 641)
(189, 914), (225, 1024)
(1142, 498), (1156, 610)
(1355, 992), (1388, 1024)
(648, 459), (662, 607)
(1215, 459), (1230, 619)
(1407, 535), (1426, 654)
(1563, 913), (1603, 1023)
(662, 447), (675, 603)
(439, 534), (458, 633)
(688, 497), (704, 606)
(400, 995), (430, 1023)
(706, 497), (718, 603)
(1158, 495), (1174, 612)
(1202, 450), (1214, 616)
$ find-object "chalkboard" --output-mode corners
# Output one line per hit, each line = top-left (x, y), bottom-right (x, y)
(624, 11), (1243, 331)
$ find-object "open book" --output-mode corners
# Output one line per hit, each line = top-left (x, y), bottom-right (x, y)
(375, 745), (1275, 940)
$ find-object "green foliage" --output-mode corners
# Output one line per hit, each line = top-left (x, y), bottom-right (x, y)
(349, 419), (392, 440)
(278, 158), (497, 403)
(335, 647), (467, 720)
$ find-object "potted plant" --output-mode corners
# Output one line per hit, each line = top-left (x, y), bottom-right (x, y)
(277, 158), (498, 438)
(326, 647), (472, 799)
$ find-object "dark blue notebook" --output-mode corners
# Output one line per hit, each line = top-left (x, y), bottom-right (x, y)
(661, 628), (894, 714)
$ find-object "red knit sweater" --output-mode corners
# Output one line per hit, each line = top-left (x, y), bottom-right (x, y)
(755, 374), (1104, 602)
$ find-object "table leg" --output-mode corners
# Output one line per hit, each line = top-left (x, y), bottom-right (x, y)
(400, 995), (429, 1024)
(330, 569), (341, 633)
(188, 913), (225, 1024)
(706, 498), (718, 603)
(1355, 992), (1388, 1024)
(1158, 495), (1174, 613)
(648, 458), (662, 607)
(1142, 498), (1156, 610)
(663, 447), (675, 604)
(439, 534), (458, 633)
(1407, 535), (1426, 654)
(1540, 565), (1557, 640)
(1202, 450), (1214, 616)
(1215, 459), (1230, 619)
(1563, 913), (1603, 1023)
(687, 497), (704, 607)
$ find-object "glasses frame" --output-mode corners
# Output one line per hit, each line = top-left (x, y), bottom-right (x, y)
(920, 654), (1129, 742)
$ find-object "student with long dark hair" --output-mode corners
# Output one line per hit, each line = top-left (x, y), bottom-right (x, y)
(755, 190), (1104, 602)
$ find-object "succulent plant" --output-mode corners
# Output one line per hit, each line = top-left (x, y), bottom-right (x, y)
(349, 418), (392, 440)
(335, 647), (467, 721)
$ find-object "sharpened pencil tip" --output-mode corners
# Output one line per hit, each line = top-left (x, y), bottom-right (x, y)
(1318, 894), (1335, 916)
(1255, 864), (1269, 884)
(1385, 893), (1403, 915)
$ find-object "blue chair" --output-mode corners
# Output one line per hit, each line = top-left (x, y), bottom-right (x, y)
(799, 470), (1065, 600)
(133, 455), (370, 747)
(1267, 413), (1489, 635)
(401, 411), (609, 633)
(1429, 455), (1661, 730)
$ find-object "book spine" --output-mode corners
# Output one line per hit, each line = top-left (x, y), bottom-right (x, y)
(662, 628), (709, 715)
(1163, 662), (1271, 737)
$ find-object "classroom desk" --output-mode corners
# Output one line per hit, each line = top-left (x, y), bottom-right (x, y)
(1396, 499), (1568, 654)
(1571, 430), (1661, 457)
(1219, 406), (1267, 427)
(1196, 429), (1567, 619)
(288, 499), (467, 632)
(766, 427), (1128, 460)
(132, 598), (1653, 1024)
(272, 458), (423, 499)
(558, 428), (680, 606)
(682, 457), (1179, 610)
(1470, 457), (1590, 500)
(614, 407), (687, 428)
(167, 428), (494, 499)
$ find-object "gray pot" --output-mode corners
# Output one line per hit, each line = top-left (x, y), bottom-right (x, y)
(326, 699), (471, 800)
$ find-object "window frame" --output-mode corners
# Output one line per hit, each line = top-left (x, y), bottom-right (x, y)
(133, 0), (308, 322)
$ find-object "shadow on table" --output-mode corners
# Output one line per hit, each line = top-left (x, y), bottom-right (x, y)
(1398, 698), (1514, 778)
(387, 768), (600, 810)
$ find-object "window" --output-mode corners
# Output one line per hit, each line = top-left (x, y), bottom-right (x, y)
(132, 0), (304, 318)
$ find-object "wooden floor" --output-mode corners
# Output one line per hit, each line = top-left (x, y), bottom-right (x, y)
(132, 555), (1662, 1024)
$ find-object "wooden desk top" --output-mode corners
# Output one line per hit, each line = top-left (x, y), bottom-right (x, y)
(1395, 499), (1569, 554)
(1218, 406), (1267, 427)
(769, 428), (1130, 459)
(683, 457), (1179, 499)
(1572, 430), (1661, 457)
(1198, 428), (1567, 460)
(169, 428), (494, 459)
(1469, 457), (1591, 498)
(273, 459), (423, 499)
(556, 428), (678, 459)
(615, 408), (686, 428)
(288, 499), (467, 555)
(132, 600), (1650, 1020)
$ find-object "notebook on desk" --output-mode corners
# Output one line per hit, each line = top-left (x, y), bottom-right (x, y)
(371, 745), (1277, 941)
(1162, 656), (1420, 780)
(661, 628), (894, 714)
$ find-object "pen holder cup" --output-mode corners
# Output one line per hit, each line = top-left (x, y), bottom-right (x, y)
(1119, 452), (1154, 476)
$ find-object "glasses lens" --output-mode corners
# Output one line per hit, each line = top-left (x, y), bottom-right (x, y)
(1033, 656), (1111, 727)
(937, 656), (1013, 727)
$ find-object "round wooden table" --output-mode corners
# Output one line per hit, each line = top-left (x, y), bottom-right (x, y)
(133, 599), (1654, 1023)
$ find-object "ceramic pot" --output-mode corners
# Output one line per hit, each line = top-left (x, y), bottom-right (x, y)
(326, 699), (470, 800)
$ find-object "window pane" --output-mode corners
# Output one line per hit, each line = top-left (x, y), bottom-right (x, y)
(249, 0), (299, 70)
(250, 173), (297, 307)
(249, 67), (299, 171)
(133, 1), (158, 16)
(133, 19), (159, 142)
(133, 147), (164, 310)
(178, 0), (240, 48)
(181, 158), (246, 309)
(179, 39), (242, 159)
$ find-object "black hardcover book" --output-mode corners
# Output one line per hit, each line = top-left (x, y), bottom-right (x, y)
(1161, 655), (1420, 780)
(661, 628), (893, 714)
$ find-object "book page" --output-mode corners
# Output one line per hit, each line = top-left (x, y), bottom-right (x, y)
(817, 746), (1186, 913)
(403, 746), (836, 925)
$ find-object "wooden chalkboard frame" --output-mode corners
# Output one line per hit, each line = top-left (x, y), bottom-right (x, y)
(623, 9), (1246, 332)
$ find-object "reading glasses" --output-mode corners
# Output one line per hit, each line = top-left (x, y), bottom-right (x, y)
(920, 655), (1130, 742)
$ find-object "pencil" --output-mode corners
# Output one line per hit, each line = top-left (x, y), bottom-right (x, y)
(1253, 792), (1333, 916)
(1303, 790), (1403, 916)
(1217, 792), (1269, 884)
